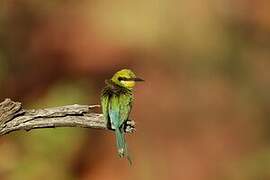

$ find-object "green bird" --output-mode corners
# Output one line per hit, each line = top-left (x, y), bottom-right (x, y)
(101, 69), (144, 164)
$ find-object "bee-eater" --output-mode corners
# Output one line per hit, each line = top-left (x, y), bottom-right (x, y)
(101, 69), (144, 164)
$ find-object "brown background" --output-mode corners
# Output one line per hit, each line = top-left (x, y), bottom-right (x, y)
(0, 0), (270, 179)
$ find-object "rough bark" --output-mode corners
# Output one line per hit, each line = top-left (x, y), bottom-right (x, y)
(0, 99), (135, 136)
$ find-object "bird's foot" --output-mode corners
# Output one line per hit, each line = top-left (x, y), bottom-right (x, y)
(124, 119), (136, 133)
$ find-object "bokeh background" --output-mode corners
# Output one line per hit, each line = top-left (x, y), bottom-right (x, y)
(0, 0), (270, 179)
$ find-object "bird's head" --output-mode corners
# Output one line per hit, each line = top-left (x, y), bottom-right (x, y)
(111, 69), (144, 89)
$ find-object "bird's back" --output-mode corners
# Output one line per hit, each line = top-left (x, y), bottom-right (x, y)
(101, 80), (133, 129)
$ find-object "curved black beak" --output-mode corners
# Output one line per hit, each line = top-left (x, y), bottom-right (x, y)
(134, 77), (144, 82)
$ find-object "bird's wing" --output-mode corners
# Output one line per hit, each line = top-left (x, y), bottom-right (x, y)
(119, 94), (133, 125)
(109, 95), (120, 128)
(109, 93), (133, 128)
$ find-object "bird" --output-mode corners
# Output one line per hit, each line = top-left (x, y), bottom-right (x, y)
(101, 69), (144, 165)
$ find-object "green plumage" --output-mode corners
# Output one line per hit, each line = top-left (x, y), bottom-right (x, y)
(100, 69), (143, 165)
(101, 80), (133, 164)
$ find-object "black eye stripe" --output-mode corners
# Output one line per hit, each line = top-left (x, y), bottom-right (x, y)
(118, 77), (125, 81)
(118, 77), (144, 82)
(118, 77), (131, 81)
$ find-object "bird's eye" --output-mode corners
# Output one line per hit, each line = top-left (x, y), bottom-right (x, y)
(118, 77), (124, 81)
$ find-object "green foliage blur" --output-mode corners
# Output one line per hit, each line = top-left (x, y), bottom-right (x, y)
(0, 0), (270, 180)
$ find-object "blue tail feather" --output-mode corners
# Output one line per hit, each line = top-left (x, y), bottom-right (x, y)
(115, 127), (132, 165)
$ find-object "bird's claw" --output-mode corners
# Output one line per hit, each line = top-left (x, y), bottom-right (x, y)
(124, 119), (136, 133)
(126, 119), (136, 126)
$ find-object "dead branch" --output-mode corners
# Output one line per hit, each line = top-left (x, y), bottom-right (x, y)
(0, 98), (135, 136)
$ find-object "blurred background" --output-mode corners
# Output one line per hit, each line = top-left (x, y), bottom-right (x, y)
(0, 0), (270, 179)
